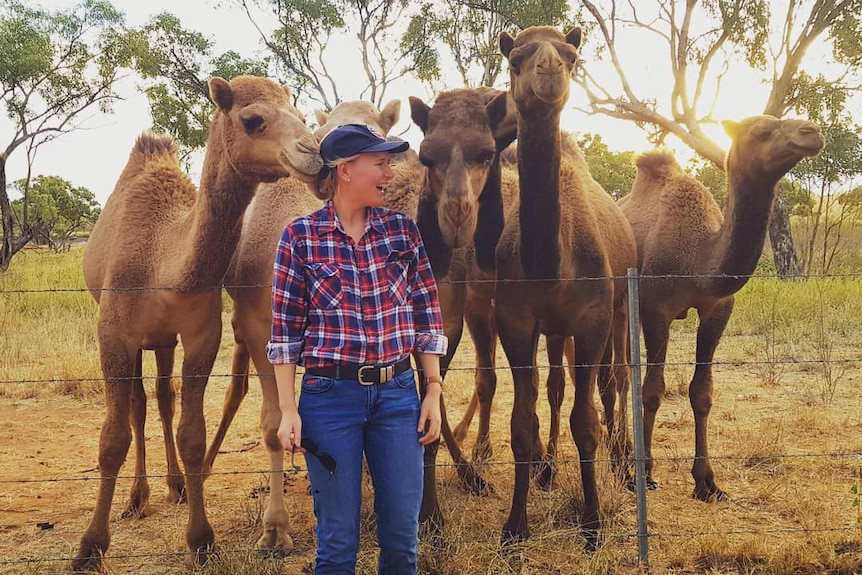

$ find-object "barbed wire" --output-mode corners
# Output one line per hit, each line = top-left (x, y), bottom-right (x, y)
(1, 355), (858, 386)
(3, 271), (862, 295)
(1, 450), (859, 486)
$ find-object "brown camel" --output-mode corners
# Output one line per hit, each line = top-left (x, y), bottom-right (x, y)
(618, 115), (824, 501)
(494, 26), (636, 547)
(454, 130), (635, 490)
(74, 75), (322, 572)
(203, 99), (400, 553)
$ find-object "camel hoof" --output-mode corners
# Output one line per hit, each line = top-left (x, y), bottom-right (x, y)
(185, 544), (218, 569)
(71, 542), (107, 573)
(693, 483), (728, 502)
(256, 528), (294, 552)
(120, 501), (152, 519)
(456, 465), (494, 495)
(535, 462), (555, 491)
(583, 528), (603, 553)
(471, 441), (493, 463)
(501, 525), (528, 547)
(420, 506), (446, 534)
(646, 478), (659, 491)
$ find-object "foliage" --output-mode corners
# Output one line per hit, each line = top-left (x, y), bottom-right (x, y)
(131, 12), (269, 159)
(402, 0), (572, 89)
(0, 0), (138, 271)
(577, 133), (636, 199)
(574, 0), (862, 278)
(236, 0), (424, 110)
(10, 175), (100, 253)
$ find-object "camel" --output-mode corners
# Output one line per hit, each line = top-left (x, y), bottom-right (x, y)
(493, 26), (637, 548)
(74, 75), (322, 572)
(453, 130), (635, 489)
(201, 98), (401, 554)
(618, 115), (824, 501)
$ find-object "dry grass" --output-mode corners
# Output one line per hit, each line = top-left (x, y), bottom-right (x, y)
(1, 247), (861, 574)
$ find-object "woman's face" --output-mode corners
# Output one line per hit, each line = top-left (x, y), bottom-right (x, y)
(339, 151), (395, 208)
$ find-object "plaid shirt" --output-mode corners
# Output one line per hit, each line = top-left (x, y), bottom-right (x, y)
(266, 201), (448, 368)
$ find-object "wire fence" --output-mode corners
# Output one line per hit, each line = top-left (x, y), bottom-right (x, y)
(1, 270), (861, 571)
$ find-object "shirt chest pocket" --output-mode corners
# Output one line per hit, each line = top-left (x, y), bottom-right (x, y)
(385, 249), (414, 306)
(305, 262), (342, 309)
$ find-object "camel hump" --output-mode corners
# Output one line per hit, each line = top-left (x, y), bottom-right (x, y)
(132, 130), (179, 160)
(635, 150), (681, 177)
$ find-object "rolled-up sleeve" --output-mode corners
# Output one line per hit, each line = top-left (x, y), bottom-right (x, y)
(267, 225), (307, 364)
(408, 222), (448, 356)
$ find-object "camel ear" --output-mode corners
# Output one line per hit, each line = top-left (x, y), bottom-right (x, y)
(565, 27), (583, 49)
(488, 92), (517, 151)
(315, 109), (329, 127)
(379, 99), (401, 135)
(409, 96), (431, 133)
(208, 77), (233, 112)
(722, 119), (740, 139)
(499, 31), (515, 58)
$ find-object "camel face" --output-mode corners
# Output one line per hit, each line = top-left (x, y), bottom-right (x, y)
(314, 99), (401, 141)
(724, 115), (824, 179)
(500, 26), (582, 110)
(410, 89), (507, 248)
(208, 76), (322, 184)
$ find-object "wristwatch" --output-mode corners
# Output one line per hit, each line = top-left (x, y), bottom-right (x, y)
(424, 375), (443, 387)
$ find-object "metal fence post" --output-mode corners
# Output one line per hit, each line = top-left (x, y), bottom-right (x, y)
(627, 267), (650, 569)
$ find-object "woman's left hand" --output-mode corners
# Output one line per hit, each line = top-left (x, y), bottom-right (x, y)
(417, 389), (442, 445)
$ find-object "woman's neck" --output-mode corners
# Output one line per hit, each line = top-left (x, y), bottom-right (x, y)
(333, 194), (369, 241)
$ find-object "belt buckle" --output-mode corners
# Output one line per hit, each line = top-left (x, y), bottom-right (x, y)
(358, 365), (376, 385)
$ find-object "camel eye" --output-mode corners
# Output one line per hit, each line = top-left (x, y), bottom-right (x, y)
(509, 56), (522, 75)
(242, 114), (266, 134)
(419, 153), (436, 169)
(473, 150), (494, 166)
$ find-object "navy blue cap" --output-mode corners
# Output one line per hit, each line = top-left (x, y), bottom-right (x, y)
(319, 123), (409, 165)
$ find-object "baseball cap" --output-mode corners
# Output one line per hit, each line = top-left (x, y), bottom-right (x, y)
(319, 123), (409, 165)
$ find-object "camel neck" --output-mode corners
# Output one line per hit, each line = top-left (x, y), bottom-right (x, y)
(704, 158), (778, 296)
(181, 142), (256, 291)
(515, 109), (562, 280)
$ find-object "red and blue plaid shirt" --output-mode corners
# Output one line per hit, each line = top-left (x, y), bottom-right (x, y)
(267, 201), (447, 368)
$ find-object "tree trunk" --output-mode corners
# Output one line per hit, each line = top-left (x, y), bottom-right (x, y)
(0, 157), (32, 272)
(767, 192), (802, 279)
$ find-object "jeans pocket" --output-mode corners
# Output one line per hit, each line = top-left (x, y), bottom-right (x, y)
(301, 374), (333, 394)
(392, 368), (417, 390)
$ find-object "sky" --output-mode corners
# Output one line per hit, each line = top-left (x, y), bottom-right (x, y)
(7, 0), (809, 207)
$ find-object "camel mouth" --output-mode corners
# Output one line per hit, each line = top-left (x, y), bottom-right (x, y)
(791, 138), (825, 157)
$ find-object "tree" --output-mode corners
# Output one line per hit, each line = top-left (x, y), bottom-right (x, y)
(0, 0), (138, 271)
(10, 174), (100, 252)
(234, 0), (431, 111)
(577, 133), (637, 199)
(572, 0), (861, 278)
(131, 12), (269, 159)
(403, 0), (571, 89)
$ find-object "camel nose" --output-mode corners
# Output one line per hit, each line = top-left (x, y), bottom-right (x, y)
(798, 121), (821, 135)
(536, 47), (563, 73)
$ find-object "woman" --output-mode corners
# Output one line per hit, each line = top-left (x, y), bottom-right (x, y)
(267, 123), (447, 575)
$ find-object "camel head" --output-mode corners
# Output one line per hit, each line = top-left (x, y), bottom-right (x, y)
(499, 26), (581, 113)
(409, 88), (509, 248)
(208, 75), (322, 184)
(723, 115), (825, 181)
(305, 99), (402, 200)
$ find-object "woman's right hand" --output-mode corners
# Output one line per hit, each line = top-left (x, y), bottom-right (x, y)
(277, 410), (303, 452)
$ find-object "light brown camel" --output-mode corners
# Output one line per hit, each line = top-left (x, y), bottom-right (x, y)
(198, 99), (400, 554)
(618, 115), (824, 501)
(74, 75), (322, 572)
(494, 26), (637, 547)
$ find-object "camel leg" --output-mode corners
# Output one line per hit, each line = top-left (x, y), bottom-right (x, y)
(601, 300), (634, 487)
(154, 346), (186, 503)
(640, 308), (672, 491)
(568, 320), (608, 551)
(460, 286), (497, 462)
(73, 337), (136, 572)
(176, 325), (220, 566)
(690, 297), (734, 502)
(245, 324), (294, 553)
(203, 338), (250, 477)
(124, 349), (153, 518)
(496, 304), (540, 545)
(538, 335), (566, 490)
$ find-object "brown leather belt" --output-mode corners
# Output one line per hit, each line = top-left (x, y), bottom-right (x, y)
(304, 357), (412, 385)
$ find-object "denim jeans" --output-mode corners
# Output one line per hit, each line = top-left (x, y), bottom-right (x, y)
(298, 367), (424, 575)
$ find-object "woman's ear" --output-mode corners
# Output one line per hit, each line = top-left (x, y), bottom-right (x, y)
(337, 162), (351, 183)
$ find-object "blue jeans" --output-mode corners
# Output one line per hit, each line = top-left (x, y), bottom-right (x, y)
(298, 368), (424, 575)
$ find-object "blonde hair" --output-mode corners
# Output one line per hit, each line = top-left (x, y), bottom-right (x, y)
(313, 153), (360, 201)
